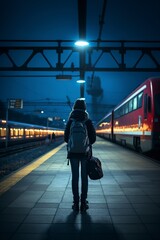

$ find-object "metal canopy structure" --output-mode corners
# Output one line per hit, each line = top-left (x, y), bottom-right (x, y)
(0, 40), (160, 73)
(0, 0), (160, 99)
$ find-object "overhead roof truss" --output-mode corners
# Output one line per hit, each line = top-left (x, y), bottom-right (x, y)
(0, 40), (160, 75)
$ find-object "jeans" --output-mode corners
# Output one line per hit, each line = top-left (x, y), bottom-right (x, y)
(70, 157), (88, 203)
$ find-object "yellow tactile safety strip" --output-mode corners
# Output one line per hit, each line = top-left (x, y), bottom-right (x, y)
(0, 142), (66, 196)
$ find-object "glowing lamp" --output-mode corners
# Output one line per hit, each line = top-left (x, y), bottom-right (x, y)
(74, 40), (89, 47)
(76, 80), (85, 83)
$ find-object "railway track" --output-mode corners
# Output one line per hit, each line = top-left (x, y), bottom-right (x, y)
(0, 138), (64, 179)
(0, 140), (46, 158)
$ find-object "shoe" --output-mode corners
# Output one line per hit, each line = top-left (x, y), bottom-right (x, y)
(80, 200), (89, 212)
(72, 202), (79, 212)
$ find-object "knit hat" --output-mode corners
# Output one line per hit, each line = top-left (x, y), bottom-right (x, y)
(73, 99), (86, 111)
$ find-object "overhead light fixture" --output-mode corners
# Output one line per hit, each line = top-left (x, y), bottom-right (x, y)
(74, 40), (89, 47)
(76, 80), (85, 83)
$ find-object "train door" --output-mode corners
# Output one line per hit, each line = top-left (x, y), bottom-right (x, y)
(144, 93), (151, 120)
(143, 93), (152, 151)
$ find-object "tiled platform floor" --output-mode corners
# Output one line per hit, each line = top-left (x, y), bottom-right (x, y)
(0, 137), (160, 240)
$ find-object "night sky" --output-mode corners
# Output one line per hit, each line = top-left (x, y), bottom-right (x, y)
(0, 0), (160, 122)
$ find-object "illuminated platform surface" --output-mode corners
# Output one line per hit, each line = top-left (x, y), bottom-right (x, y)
(0, 137), (160, 240)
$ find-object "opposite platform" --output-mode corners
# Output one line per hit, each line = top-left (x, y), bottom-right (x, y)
(0, 137), (160, 240)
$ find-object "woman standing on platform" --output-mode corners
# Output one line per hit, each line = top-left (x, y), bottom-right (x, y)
(64, 98), (96, 212)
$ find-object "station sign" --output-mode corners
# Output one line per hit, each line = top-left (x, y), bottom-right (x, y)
(8, 99), (23, 109)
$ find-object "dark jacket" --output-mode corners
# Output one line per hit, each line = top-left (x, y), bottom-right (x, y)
(64, 109), (96, 158)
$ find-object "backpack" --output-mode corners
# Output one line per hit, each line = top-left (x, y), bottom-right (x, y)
(67, 119), (90, 154)
(87, 156), (103, 180)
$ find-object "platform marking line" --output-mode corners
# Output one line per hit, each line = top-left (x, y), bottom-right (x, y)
(0, 142), (66, 195)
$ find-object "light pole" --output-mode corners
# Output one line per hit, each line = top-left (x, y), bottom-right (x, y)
(47, 117), (53, 129)
(74, 40), (89, 98)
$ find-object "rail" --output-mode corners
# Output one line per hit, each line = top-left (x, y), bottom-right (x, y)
(0, 138), (64, 179)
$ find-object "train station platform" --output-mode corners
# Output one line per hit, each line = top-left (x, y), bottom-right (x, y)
(0, 137), (160, 240)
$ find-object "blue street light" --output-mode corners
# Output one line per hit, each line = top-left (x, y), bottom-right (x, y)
(76, 79), (85, 83)
(74, 40), (89, 47)
(74, 40), (89, 98)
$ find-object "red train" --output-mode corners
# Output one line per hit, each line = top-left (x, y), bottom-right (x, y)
(96, 77), (160, 153)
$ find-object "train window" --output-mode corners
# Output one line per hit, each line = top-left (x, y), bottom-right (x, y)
(115, 109), (121, 118)
(124, 102), (129, 114)
(119, 107), (123, 117)
(137, 92), (143, 108)
(144, 94), (152, 118)
(121, 106), (124, 116)
(129, 99), (133, 112)
(118, 108), (121, 117)
(144, 94), (148, 119)
(155, 94), (160, 116)
(19, 129), (24, 136)
(148, 96), (151, 112)
(0, 128), (6, 137)
(133, 96), (137, 110)
(114, 109), (118, 119)
(10, 129), (14, 137)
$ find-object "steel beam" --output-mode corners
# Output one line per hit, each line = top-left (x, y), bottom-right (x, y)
(0, 40), (160, 74)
